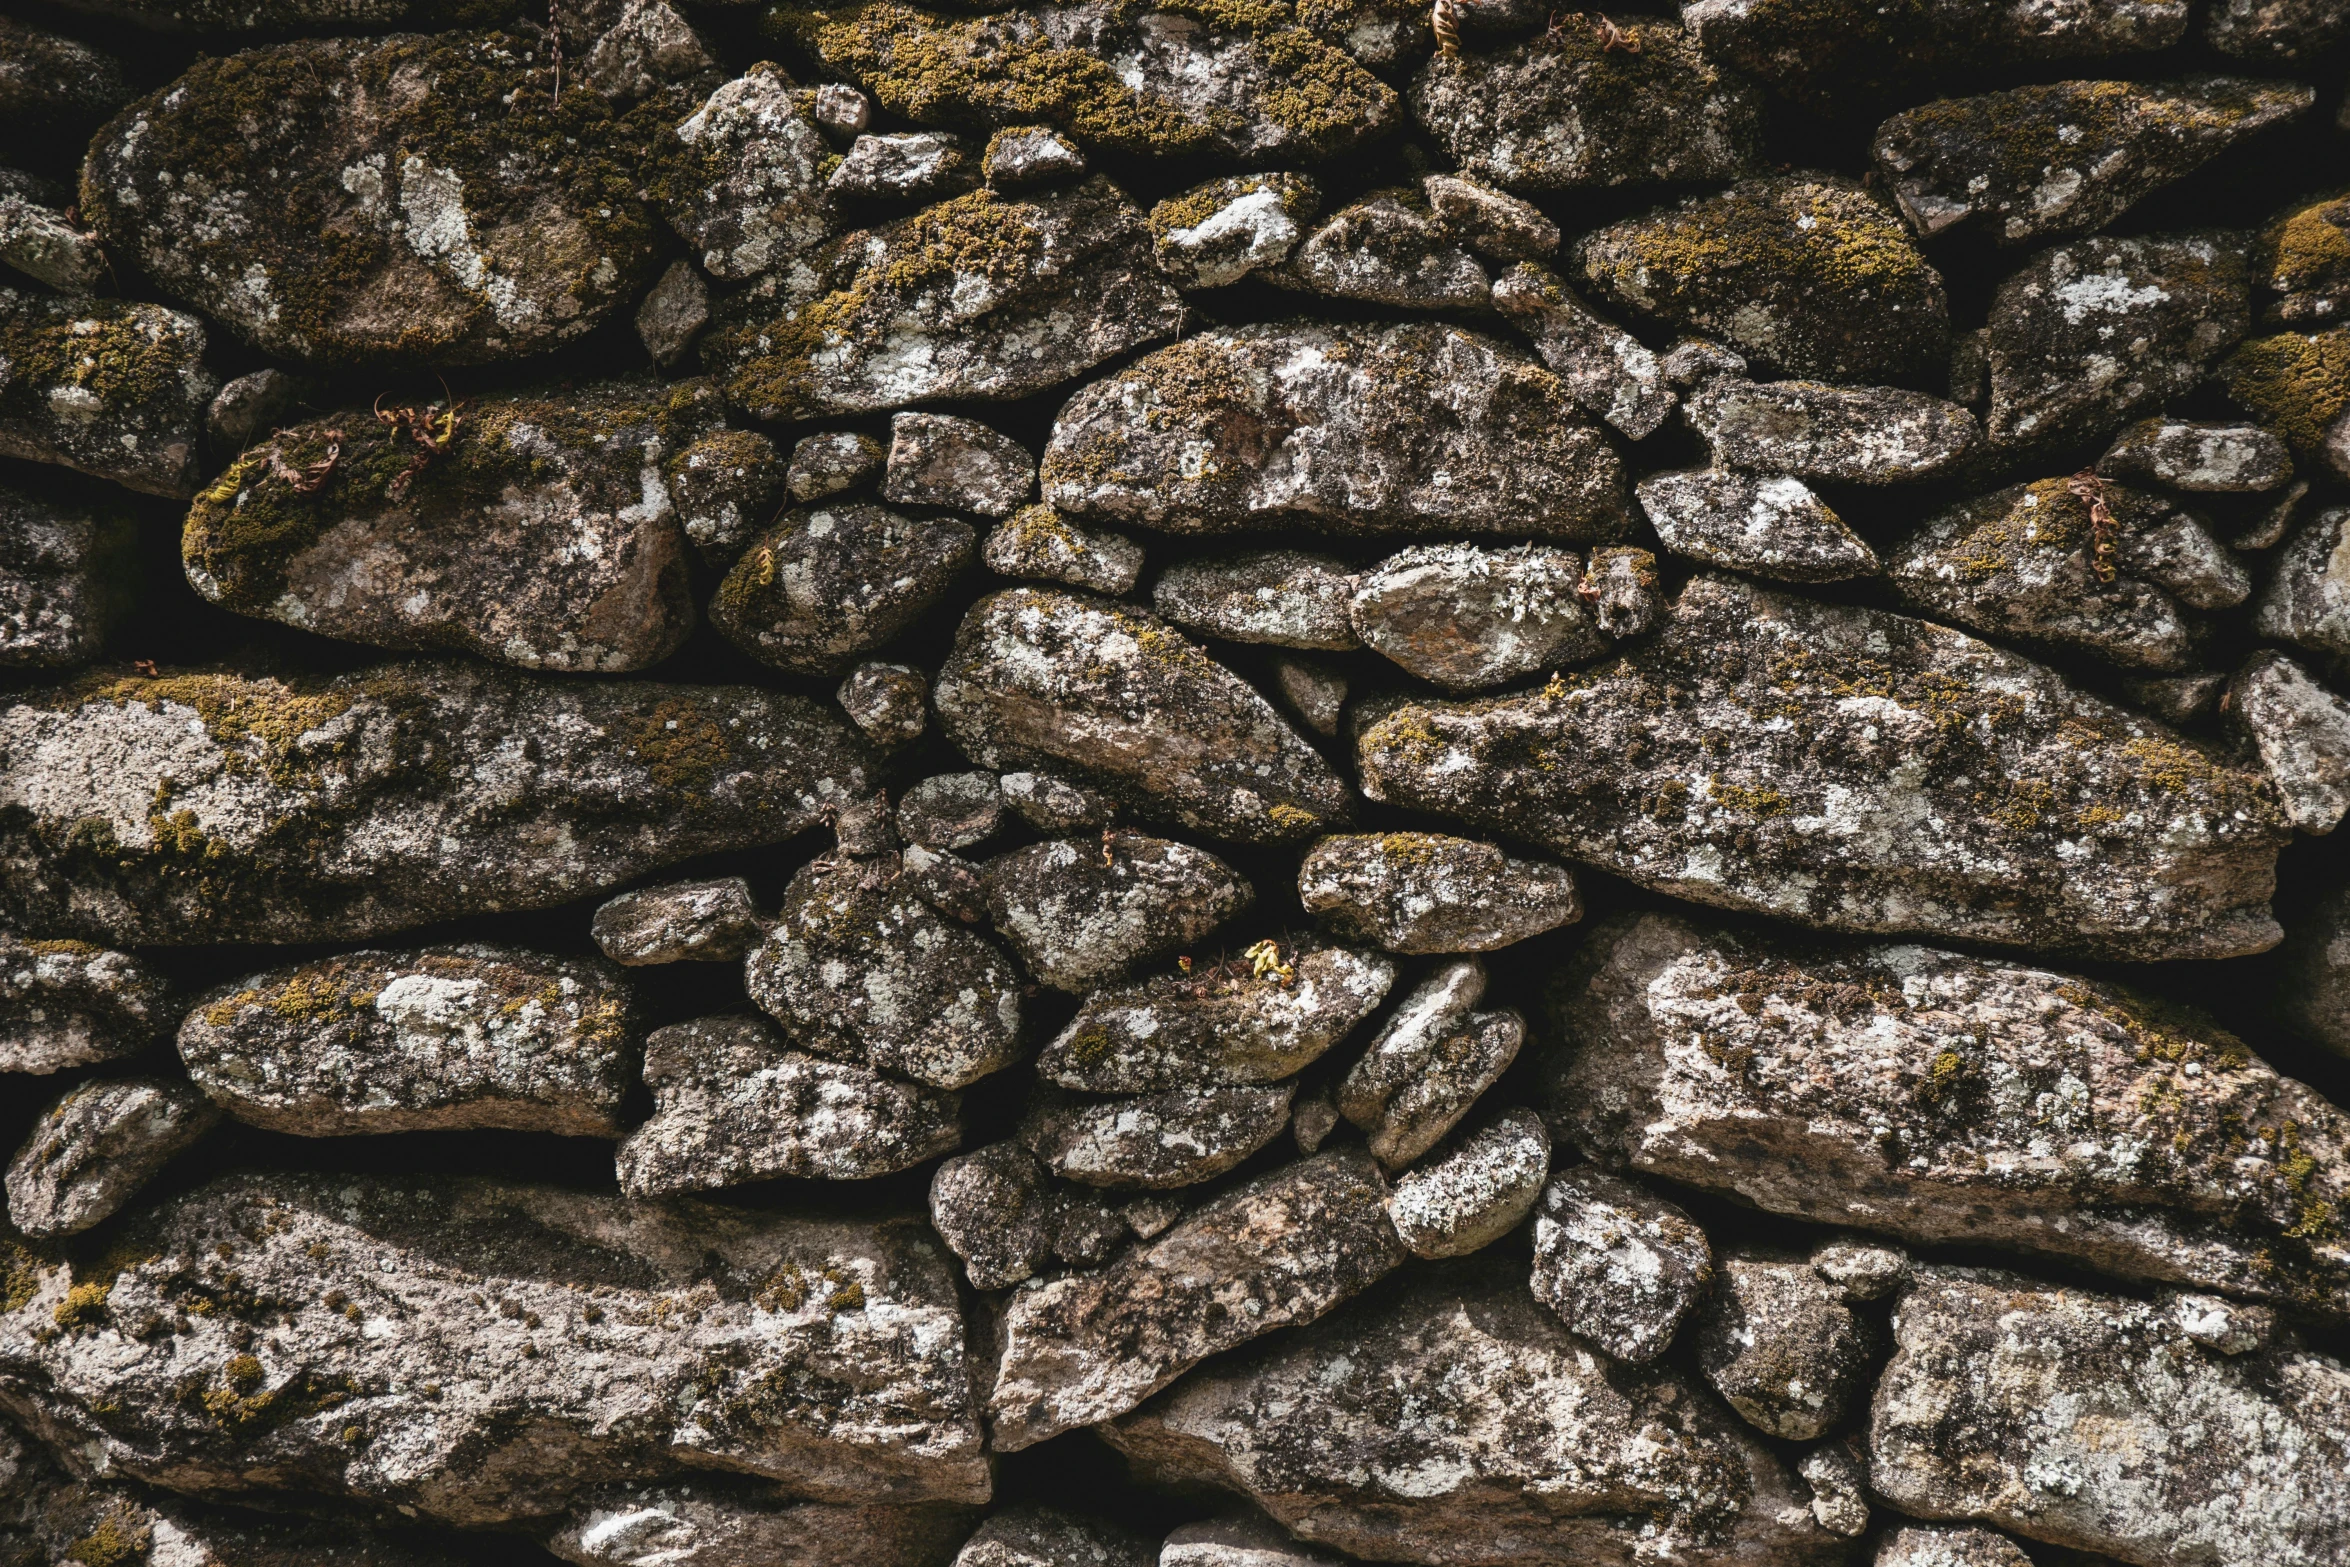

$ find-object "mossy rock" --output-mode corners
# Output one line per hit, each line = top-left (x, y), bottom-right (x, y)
(2258, 192), (2350, 328)
(0, 289), (214, 499)
(2228, 329), (2350, 454)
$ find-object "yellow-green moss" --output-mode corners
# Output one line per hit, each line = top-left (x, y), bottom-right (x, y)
(0, 296), (203, 428)
(2226, 328), (2350, 453)
(63, 1506), (151, 1567)
(2260, 193), (2350, 296)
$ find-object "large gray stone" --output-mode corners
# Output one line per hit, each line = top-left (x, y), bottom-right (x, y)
(1297, 832), (1581, 954)
(709, 503), (975, 676)
(1529, 1167), (1713, 1364)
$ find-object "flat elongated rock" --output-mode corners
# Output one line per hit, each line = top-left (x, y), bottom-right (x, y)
(789, 431), (885, 503)
(982, 504), (1143, 595)
(1637, 469), (1879, 582)
(1356, 574), (2287, 960)
(1546, 912), (2350, 1320)
(658, 66), (835, 282)
(1489, 262), (1674, 440)
(616, 1016), (960, 1195)
(1694, 1253), (1875, 1440)
(0, 1174), (989, 1522)
(186, 379), (736, 671)
(0, 289), (212, 498)
(1020, 1083), (1295, 1188)
(987, 1148), (1404, 1450)
(711, 503), (974, 675)
(1874, 1526), (2034, 1567)
(2099, 415), (2295, 490)
(883, 413), (1034, 518)
(934, 587), (1352, 845)
(955, 1507), (1152, 1567)
(0, 183), (103, 294)
(831, 132), (973, 202)
(1873, 78), (2311, 246)
(1103, 1259), (1839, 1567)
(1351, 543), (1605, 691)
(899, 773), (1006, 853)
(0, 936), (169, 1076)
(1410, 22), (1761, 191)
(1039, 942), (1395, 1092)
(1529, 1167), (1713, 1364)
(2229, 650), (2350, 833)
(1153, 552), (1360, 652)
(1, 664), (872, 945)
(6, 1076), (218, 1238)
(1683, 379), (1978, 485)
(1041, 323), (1628, 541)
(1425, 174), (1559, 263)
(0, 480), (135, 668)
(0, 18), (132, 133)
(981, 832), (1251, 992)
(1578, 177), (1949, 384)
(86, 34), (660, 367)
(1298, 833), (1581, 953)
(1383, 1108), (1549, 1259)
(1150, 174), (1319, 289)
(1870, 1268), (2350, 1567)
(1161, 1514), (1348, 1567)
(703, 177), (1181, 420)
(179, 944), (637, 1138)
(2255, 505), (2350, 656)
(593, 877), (764, 965)
(1273, 189), (1488, 313)
(549, 1484), (975, 1567)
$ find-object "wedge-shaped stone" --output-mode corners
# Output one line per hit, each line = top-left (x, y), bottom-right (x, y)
(1546, 912), (2350, 1320)
(933, 587), (1353, 845)
(0, 288), (212, 497)
(1490, 262), (1675, 440)
(6, 1076), (218, 1238)
(0, 663), (873, 944)
(2099, 415), (2295, 490)
(1636, 469), (1879, 583)
(1870, 1268), (2350, 1567)
(0, 934), (170, 1075)
(1041, 323), (1628, 541)
(1530, 1167), (1713, 1364)
(2256, 505), (2350, 656)
(987, 1148), (1403, 1450)
(1019, 1083), (1294, 1189)
(1298, 832), (1581, 953)
(1682, 379), (1978, 485)
(1357, 574), (2287, 959)
(1102, 1258), (1841, 1567)
(0, 1174), (989, 1523)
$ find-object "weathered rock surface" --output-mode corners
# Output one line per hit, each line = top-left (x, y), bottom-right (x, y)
(1798, 1444), (1873, 1541)
(203, 365), (307, 449)
(929, 1142), (1058, 1290)
(1153, 552), (1359, 652)
(1338, 960), (1524, 1169)
(1020, 1083), (1295, 1188)
(1682, 379), (1979, 485)
(1693, 1253), (1876, 1440)
(986, 1148), (1404, 1450)
(1161, 1513), (1347, 1567)
(710, 502), (974, 675)
(1297, 832), (1581, 953)
(981, 831), (1251, 992)
(0, 663), (873, 944)
(1041, 323), (1628, 541)
(985, 126), (1085, 187)
(883, 413), (1034, 518)
(0, 181), (104, 294)
(670, 426), (787, 567)
(1529, 1166), (1714, 1364)
(2225, 328), (2350, 458)
(1272, 188), (1489, 313)
(1636, 469), (1880, 582)
(1577, 178), (1949, 384)
(1545, 912), (2350, 1321)
(636, 259), (712, 368)
(1038, 941), (1395, 1092)
(954, 1507), (1152, 1567)
(933, 587), (1353, 844)
(981, 505), (1143, 595)
(1149, 174), (1318, 289)
(616, 1016), (961, 1195)
(1350, 544), (1605, 691)
(899, 773), (1005, 853)
(6, 1076), (218, 1238)
(548, 1483), (976, 1567)
(1873, 78), (2311, 246)
(0, 17), (131, 133)
(0, 480), (135, 668)
(2206, 0), (2349, 61)
(593, 877), (764, 965)
(0, 1173), (990, 1521)
(2256, 505), (2350, 656)
(832, 132), (974, 202)
(1870, 1268), (2350, 1567)
(839, 662), (930, 746)
(0, 289), (213, 497)
(789, 431), (885, 503)
(86, 34), (662, 367)
(1424, 173), (1560, 263)
(2228, 651), (2350, 833)
(1873, 1525), (2035, 1567)
(703, 177), (1182, 420)
(1489, 263), (1675, 440)
(2279, 884), (2350, 1057)
(1382, 1108), (1549, 1259)
(2259, 193), (2350, 327)
(1580, 545), (1661, 637)
(178, 944), (638, 1138)
(658, 66), (835, 282)
(1103, 1258), (1839, 1567)
(1000, 768), (1116, 832)
(1356, 574), (2288, 960)
(186, 380), (734, 671)
(2099, 415), (2295, 491)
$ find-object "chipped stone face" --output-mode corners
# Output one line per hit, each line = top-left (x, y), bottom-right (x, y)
(1382, 1108), (1550, 1259)
(898, 772), (1005, 853)
(87, 34), (661, 367)
(1153, 552), (1360, 652)
(981, 505), (1144, 595)
(1798, 1444), (1871, 1540)
(0, 663), (873, 945)
(0, 288), (213, 498)
(1338, 962), (1523, 1170)
(954, 1507), (1152, 1567)
(933, 587), (1353, 844)
(2255, 506), (2350, 657)
(981, 832), (1251, 992)
(616, 1016), (961, 1195)
(1873, 78), (2311, 246)
(637, 259), (712, 368)
(831, 132), (974, 202)
(1150, 174), (1318, 290)
(658, 69), (837, 281)
(882, 413), (1035, 519)
(1350, 543), (1604, 692)
(1636, 469), (1880, 583)
(0, 479), (135, 668)
(578, 0), (721, 104)
(1357, 574), (2288, 960)
(0, 935), (169, 1076)
(986, 1148), (1405, 1450)
(0, 185), (103, 294)
(1424, 173), (1558, 262)
(1490, 262), (1675, 440)
(1873, 1525), (2034, 1567)
(1041, 323), (1629, 542)
(1580, 545), (1660, 637)
(703, 177), (1182, 420)
(2227, 651), (2350, 833)
(1020, 1083), (1295, 1188)
(2098, 415), (2296, 491)
(1528, 1166), (1714, 1364)
(6, 1077), (218, 1238)
(1546, 912), (2350, 1321)
(178, 944), (638, 1138)
(1161, 1514), (1348, 1567)
(1410, 23), (1762, 191)
(1103, 1258), (1838, 1567)
(1693, 1253), (1877, 1440)
(593, 877), (765, 965)
(186, 380), (723, 672)
(839, 661), (930, 746)
(1683, 379), (1978, 485)
(711, 503), (974, 675)
(2258, 192), (2350, 327)
(1271, 188), (1489, 313)
(1038, 941), (1395, 1092)
(1298, 833), (1581, 954)
(0, 1174), (990, 1522)
(1870, 1268), (2350, 1567)
(984, 126), (1086, 187)
(549, 1484), (976, 1567)
(1271, 656), (1347, 738)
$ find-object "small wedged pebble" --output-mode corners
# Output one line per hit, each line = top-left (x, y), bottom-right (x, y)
(1338, 963), (1524, 1169)
(1020, 1083), (1296, 1189)
(1382, 1108), (1550, 1259)
(0, 184), (101, 294)
(788, 431), (886, 502)
(1694, 1251), (1878, 1440)
(1528, 1166), (1715, 1364)
(593, 877), (765, 965)
(712, 503), (975, 676)
(1349, 543), (1605, 691)
(898, 772), (1006, 853)
(1799, 1442), (1873, 1539)
(2227, 651), (2350, 834)
(1489, 262), (1676, 440)
(6, 1076), (219, 1238)
(1579, 545), (1661, 637)
(829, 132), (974, 201)
(1149, 174), (1320, 290)
(1636, 469), (1880, 582)
(882, 413), (1035, 518)
(0, 935), (170, 1076)
(1297, 833), (1582, 953)
(637, 258), (712, 368)
(980, 831), (1252, 992)
(548, 1485), (976, 1567)
(2098, 416), (2296, 492)
(1271, 656), (1348, 737)
(981, 504), (1145, 595)
(1271, 188), (1489, 313)
(1152, 552), (1361, 651)
(930, 1141), (1059, 1290)
(1682, 378), (1979, 485)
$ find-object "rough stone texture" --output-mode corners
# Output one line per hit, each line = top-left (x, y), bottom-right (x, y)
(1683, 379), (1979, 485)
(831, 132), (974, 202)
(1799, 1444), (1872, 1540)
(1161, 1514), (1348, 1567)
(1577, 177), (1949, 385)
(1298, 833), (1581, 953)
(0, 185), (103, 294)
(0, 18), (131, 134)
(1887, 477), (2250, 672)
(2278, 884), (2350, 1057)
(789, 431), (886, 502)
(2258, 193), (2350, 327)
(637, 259), (711, 368)
(548, 1484), (975, 1567)
(899, 773), (1006, 853)
(954, 1507), (1152, 1567)
(593, 877), (764, 965)
(0, 1173), (989, 1522)
(1545, 911), (2350, 1321)
(86, 33), (661, 367)
(711, 502), (974, 676)
(1000, 768), (1115, 831)
(671, 426), (787, 568)
(1038, 941), (1395, 1092)
(204, 366), (307, 448)
(1350, 544), (1604, 692)
(929, 1141), (1058, 1290)
(1041, 323), (1628, 542)
(1153, 553), (1357, 652)
(1103, 1258), (1839, 1567)
(981, 831), (1251, 992)
(1424, 174), (1558, 263)
(933, 587), (1353, 844)
(1271, 657), (1347, 738)
(1489, 262), (1675, 441)
(703, 177), (1182, 421)
(2228, 650), (2350, 833)
(1693, 1253), (1876, 1440)
(658, 63), (833, 282)
(1873, 78), (2310, 246)
(2206, 0), (2349, 61)
(1410, 23), (1761, 191)
(616, 1015), (961, 1195)
(1580, 545), (1660, 638)
(985, 126), (1086, 187)
(0, 935), (169, 1076)
(1869, 1267), (2350, 1567)
(882, 413), (1034, 518)
(1382, 1108), (1550, 1259)
(1020, 1083), (1295, 1188)
(186, 379), (730, 672)
(1528, 1167), (1714, 1364)
(178, 944), (638, 1138)
(2098, 415), (2295, 491)
(2255, 506), (2350, 657)
(1636, 469), (1880, 583)
(981, 504), (1144, 595)
(1272, 189), (1488, 313)
(1337, 962), (1523, 1169)
(839, 661), (930, 746)
(1873, 1526), (2034, 1567)
(2224, 327), (2350, 459)
(1150, 174), (1318, 290)
(6, 1076), (218, 1238)
(0, 288), (213, 498)
(986, 1147), (1405, 1450)
(1356, 574), (2288, 961)
(0, 480), (135, 668)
